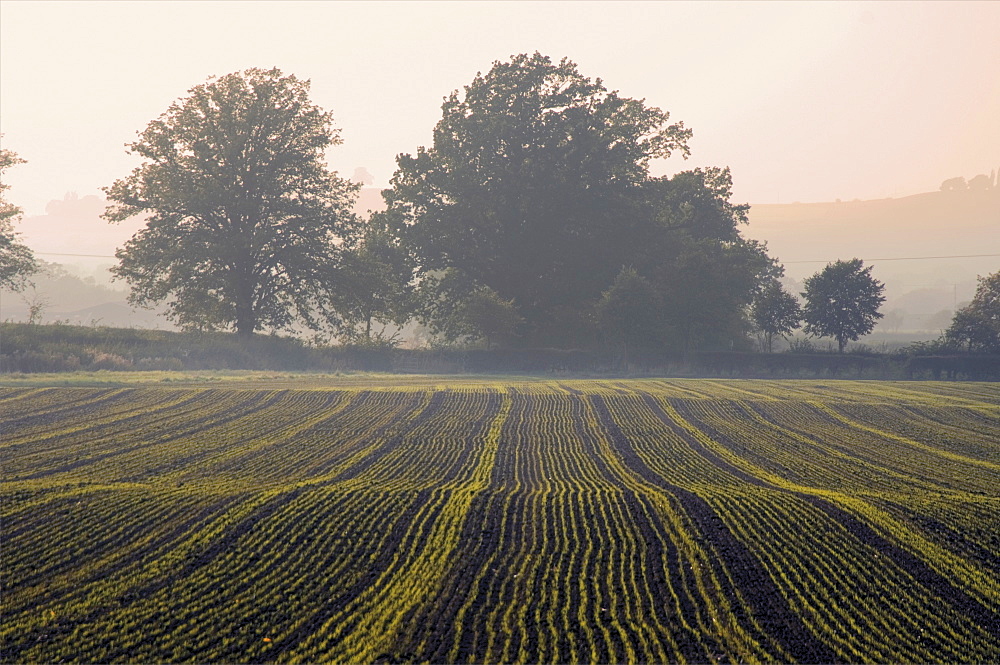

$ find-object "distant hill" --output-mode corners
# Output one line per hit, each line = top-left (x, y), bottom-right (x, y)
(0, 265), (168, 328)
(745, 189), (999, 281)
(745, 188), (999, 333)
(18, 188), (390, 263)
(4, 189), (392, 329)
(21, 187), (995, 272)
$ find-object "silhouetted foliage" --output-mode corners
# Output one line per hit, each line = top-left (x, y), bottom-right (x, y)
(460, 287), (524, 350)
(967, 174), (993, 191)
(625, 167), (778, 352)
(751, 279), (802, 352)
(332, 210), (415, 343)
(946, 271), (1000, 352)
(802, 259), (885, 353)
(596, 267), (663, 367)
(386, 53), (774, 351)
(940, 176), (966, 191)
(0, 143), (37, 292)
(416, 272), (523, 349)
(104, 68), (359, 337)
(386, 53), (692, 346)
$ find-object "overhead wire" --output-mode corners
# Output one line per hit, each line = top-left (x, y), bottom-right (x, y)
(782, 253), (1000, 264)
(34, 251), (1000, 263)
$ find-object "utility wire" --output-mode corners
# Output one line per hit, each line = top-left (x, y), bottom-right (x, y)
(36, 251), (1000, 263)
(783, 253), (1000, 264)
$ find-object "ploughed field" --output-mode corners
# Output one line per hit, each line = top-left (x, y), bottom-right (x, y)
(2, 378), (999, 663)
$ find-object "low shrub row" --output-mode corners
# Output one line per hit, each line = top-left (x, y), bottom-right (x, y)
(2, 322), (998, 379)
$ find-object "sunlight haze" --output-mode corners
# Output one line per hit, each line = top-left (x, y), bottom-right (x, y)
(0, 0), (997, 311)
(3, 1), (998, 213)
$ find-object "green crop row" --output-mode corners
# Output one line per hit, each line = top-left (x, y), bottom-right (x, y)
(1, 380), (998, 663)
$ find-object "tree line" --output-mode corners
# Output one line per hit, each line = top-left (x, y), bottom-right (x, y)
(2, 57), (995, 355)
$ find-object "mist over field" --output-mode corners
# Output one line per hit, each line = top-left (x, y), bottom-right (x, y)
(6, 184), (995, 337)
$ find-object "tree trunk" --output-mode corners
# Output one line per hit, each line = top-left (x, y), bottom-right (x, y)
(235, 312), (256, 338)
(235, 277), (256, 339)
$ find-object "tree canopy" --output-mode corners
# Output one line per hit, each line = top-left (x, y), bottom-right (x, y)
(386, 52), (773, 349)
(751, 279), (802, 352)
(387, 53), (691, 341)
(0, 144), (38, 292)
(946, 271), (1000, 352)
(596, 266), (663, 366)
(801, 259), (885, 352)
(631, 168), (779, 351)
(411, 270), (523, 349)
(330, 210), (415, 344)
(104, 68), (359, 337)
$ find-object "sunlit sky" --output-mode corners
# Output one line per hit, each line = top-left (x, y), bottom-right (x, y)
(1, 0), (998, 217)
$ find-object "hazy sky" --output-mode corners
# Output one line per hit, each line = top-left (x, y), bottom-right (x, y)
(1, 0), (999, 217)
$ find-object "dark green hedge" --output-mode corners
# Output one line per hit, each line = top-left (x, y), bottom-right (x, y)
(2, 323), (998, 379)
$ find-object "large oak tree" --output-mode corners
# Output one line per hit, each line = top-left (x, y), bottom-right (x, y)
(104, 68), (359, 337)
(387, 53), (776, 350)
(386, 53), (692, 345)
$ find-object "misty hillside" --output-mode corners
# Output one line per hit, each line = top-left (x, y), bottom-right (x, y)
(17, 188), (389, 263)
(3, 189), (392, 329)
(745, 188), (998, 280)
(19, 188), (996, 278)
(746, 188), (998, 333)
(0, 265), (167, 329)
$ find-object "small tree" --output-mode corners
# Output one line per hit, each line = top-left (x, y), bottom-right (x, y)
(946, 271), (1000, 352)
(0, 143), (38, 292)
(879, 308), (904, 334)
(940, 176), (966, 191)
(415, 272), (522, 349)
(801, 259), (885, 353)
(333, 211), (415, 343)
(104, 68), (359, 337)
(596, 267), (663, 368)
(21, 286), (50, 325)
(461, 287), (523, 350)
(751, 279), (801, 352)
